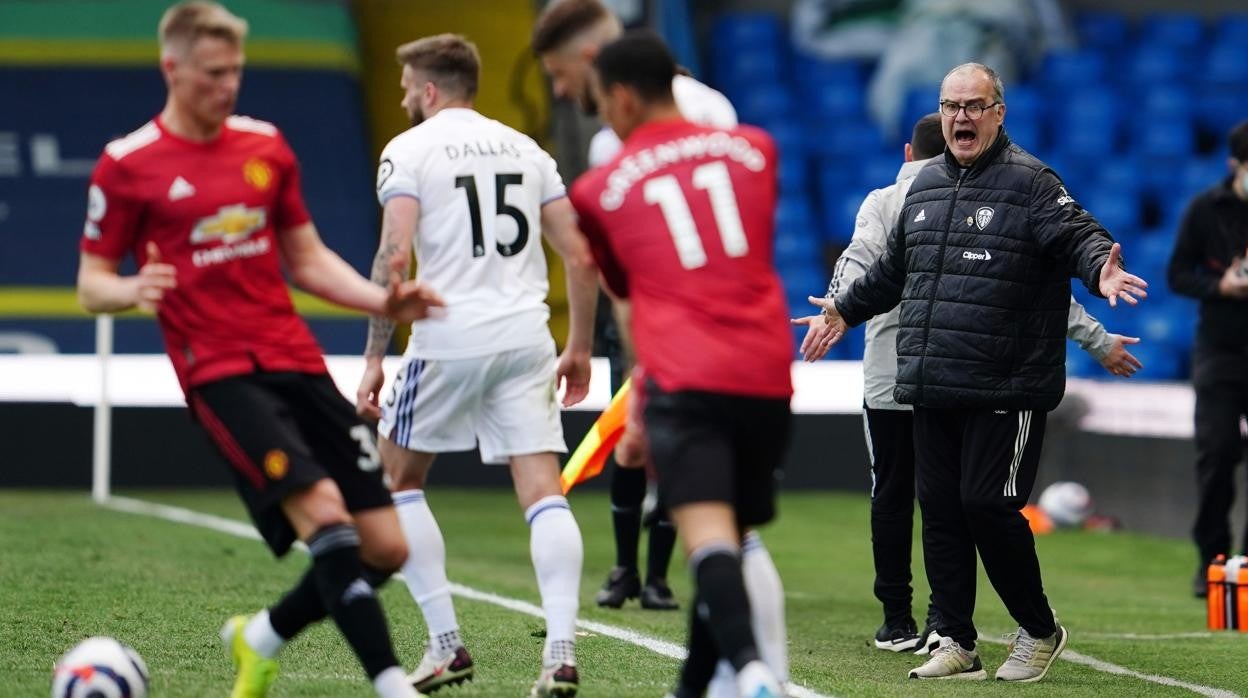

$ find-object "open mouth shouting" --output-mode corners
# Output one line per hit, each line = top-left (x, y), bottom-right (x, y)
(954, 127), (977, 149)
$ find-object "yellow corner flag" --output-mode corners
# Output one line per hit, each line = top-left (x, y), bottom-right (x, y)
(561, 378), (631, 494)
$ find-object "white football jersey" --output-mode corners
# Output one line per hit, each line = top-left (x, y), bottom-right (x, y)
(377, 108), (566, 359)
(587, 73), (738, 167)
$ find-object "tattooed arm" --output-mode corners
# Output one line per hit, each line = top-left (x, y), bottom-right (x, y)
(357, 195), (420, 420)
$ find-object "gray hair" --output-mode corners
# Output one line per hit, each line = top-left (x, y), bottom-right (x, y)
(942, 62), (1005, 103)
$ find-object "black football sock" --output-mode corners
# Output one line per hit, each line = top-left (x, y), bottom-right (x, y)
(610, 464), (646, 570)
(307, 524), (400, 679)
(645, 506), (677, 584)
(691, 545), (758, 671)
(268, 564), (394, 641)
(675, 591), (720, 696)
(268, 569), (324, 641)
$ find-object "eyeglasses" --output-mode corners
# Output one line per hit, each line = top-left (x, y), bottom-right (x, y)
(939, 100), (1001, 119)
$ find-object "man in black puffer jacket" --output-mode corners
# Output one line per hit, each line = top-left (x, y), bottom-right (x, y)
(798, 63), (1148, 683)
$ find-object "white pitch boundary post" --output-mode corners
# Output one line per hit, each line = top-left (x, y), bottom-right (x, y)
(92, 314), (113, 503)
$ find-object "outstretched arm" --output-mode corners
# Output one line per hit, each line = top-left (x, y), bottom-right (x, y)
(1067, 296), (1141, 377)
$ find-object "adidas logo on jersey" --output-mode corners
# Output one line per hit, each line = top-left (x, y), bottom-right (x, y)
(168, 176), (196, 201)
(913, 209), (927, 223)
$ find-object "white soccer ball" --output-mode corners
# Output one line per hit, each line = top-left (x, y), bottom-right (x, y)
(1038, 481), (1093, 528)
(51, 636), (149, 698)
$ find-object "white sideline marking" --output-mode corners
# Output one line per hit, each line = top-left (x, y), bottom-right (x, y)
(101, 496), (830, 698)
(978, 635), (1241, 698)
(1082, 631), (1223, 641)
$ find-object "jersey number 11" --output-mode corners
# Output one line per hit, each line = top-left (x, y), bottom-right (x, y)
(643, 161), (749, 270)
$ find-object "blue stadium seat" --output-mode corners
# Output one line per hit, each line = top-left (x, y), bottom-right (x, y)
(733, 83), (795, 125)
(774, 198), (819, 266)
(1202, 42), (1248, 86)
(1135, 299), (1196, 348)
(899, 85), (941, 140)
(711, 12), (783, 53)
(1138, 13), (1206, 50)
(1081, 191), (1141, 236)
(1089, 156), (1144, 197)
(793, 55), (865, 90)
(1130, 232), (1176, 279)
(763, 121), (806, 157)
(810, 82), (867, 120)
(860, 153), (900, 191)
(1038, 51), (1107, 91)
(1074, 12), (1129, 52)
(1133, 121), (1194, 159)
(1007, 118), (1043, 153)
(777, 152), (810, 197)
(715, 48), (784, 88)
(1004, 84), (1042, 123)
(1138, 83), (1192, 121)
(809, 122), (885, 157)
(1194, 85), (1248, 136)
(1123, 45), (1192, 85)
(1051, 90), (1120, 156)
(1211, 13), (1248, 48)
(822, 191), (868, 244)
(781, 263), (831, 312)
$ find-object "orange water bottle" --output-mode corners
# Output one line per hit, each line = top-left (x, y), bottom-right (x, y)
(1208, 555), (1227, 630)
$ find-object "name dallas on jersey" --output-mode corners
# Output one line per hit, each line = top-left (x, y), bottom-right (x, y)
(599, 131), (767, 211)
(443, 139), (522, 161)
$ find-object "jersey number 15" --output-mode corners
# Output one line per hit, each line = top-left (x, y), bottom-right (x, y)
(643, 161), (748, 270)
(455, 173), (530, 258)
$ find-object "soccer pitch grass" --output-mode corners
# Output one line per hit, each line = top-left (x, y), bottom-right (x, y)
(4, 488), (1245, 697)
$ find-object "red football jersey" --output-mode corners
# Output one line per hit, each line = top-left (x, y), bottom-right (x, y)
(80, 115), (326, 392)
(571, 119), (793, 398)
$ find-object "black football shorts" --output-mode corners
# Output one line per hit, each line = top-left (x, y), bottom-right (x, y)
(643, 383), (791, 528)
(189, 371), (390, 556)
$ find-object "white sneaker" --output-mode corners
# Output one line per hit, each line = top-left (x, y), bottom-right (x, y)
(907, 637), (987, 680)
(994, 622), (1067, 682)
(408, 646), (473, 693)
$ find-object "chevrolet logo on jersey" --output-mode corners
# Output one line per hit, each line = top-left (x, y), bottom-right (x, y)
(190, 204), (266, 244)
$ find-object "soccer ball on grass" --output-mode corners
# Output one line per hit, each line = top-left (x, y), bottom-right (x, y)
(1037, 481), (1093, 528)
(51, 636), (149, 698)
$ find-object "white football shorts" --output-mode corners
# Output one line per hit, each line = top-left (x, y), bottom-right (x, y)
(378, 340), (566, 464)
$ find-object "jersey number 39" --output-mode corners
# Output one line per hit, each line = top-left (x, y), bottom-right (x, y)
(643, 161), (748, 270)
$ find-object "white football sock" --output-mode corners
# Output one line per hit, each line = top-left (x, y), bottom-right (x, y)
(393, 490), (461, 654)
(372, 665), (419, 697)
(706, 532), (788, 697)
(526, 495), (582, 665)
(742, 531), (788, 683)
(243, 609), (284, 659)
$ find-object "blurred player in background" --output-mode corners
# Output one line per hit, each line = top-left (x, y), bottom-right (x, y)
(75, 3), (442, 697)
(355, 33), (598, 698)
(1167, 119), (1248, 598)
(570, 32), (791, 698)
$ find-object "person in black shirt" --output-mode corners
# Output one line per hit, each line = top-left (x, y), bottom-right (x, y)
(1167, 119), (1248, 598)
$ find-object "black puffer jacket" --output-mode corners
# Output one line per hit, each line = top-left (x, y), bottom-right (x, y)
(835, 132), (1116, 411)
